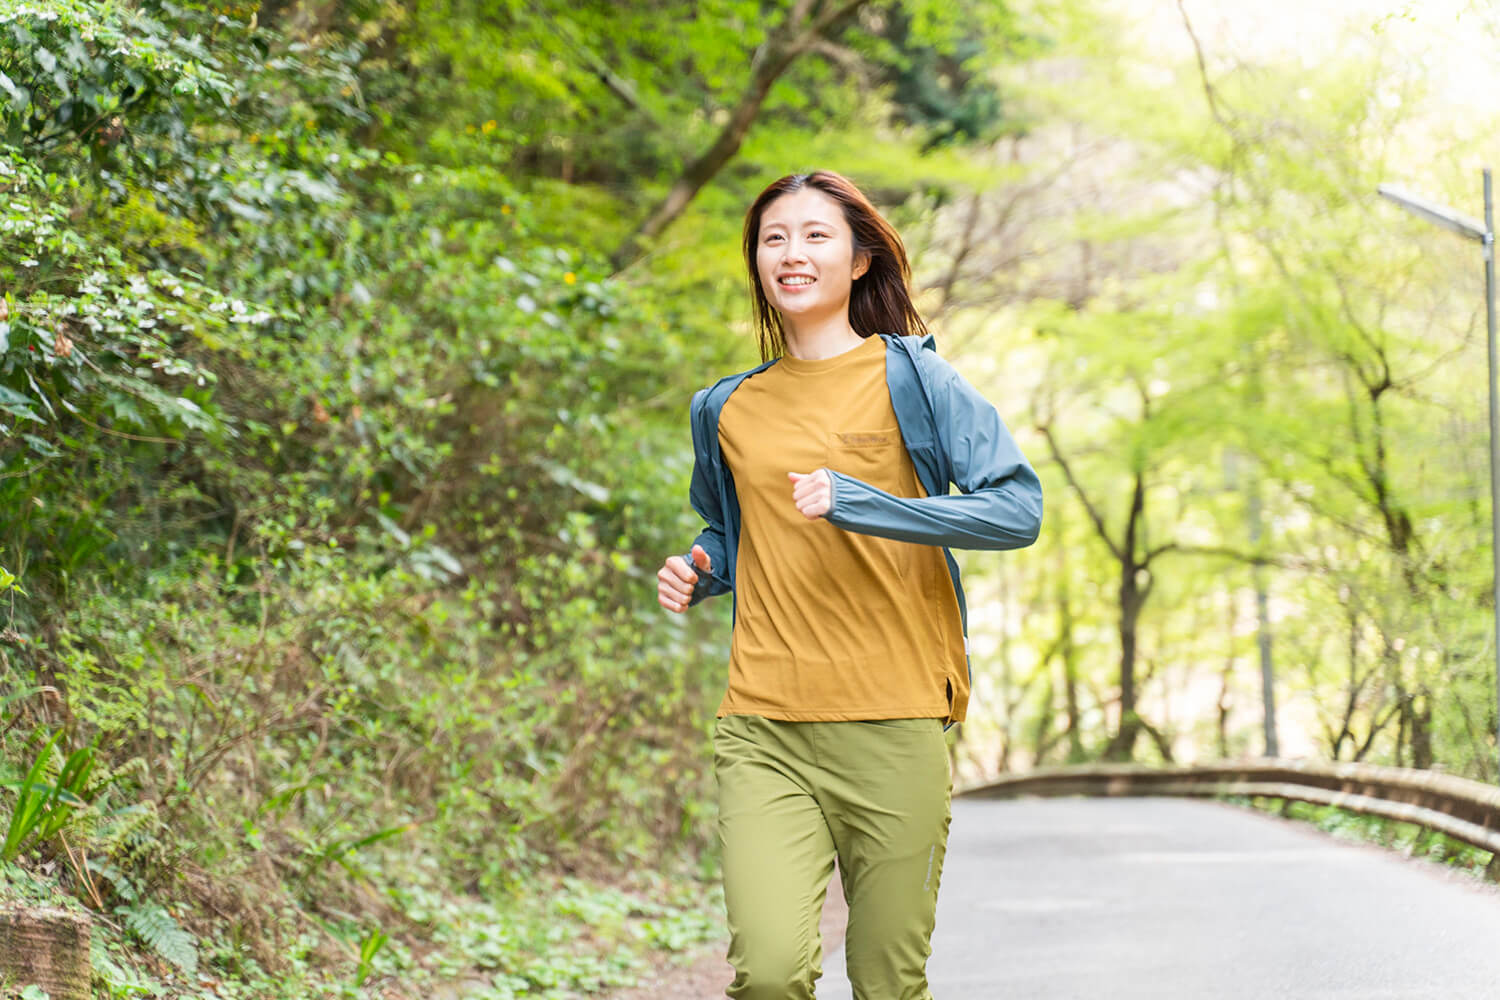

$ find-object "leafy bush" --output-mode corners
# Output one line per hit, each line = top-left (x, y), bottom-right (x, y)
(0, 1), (738, 994)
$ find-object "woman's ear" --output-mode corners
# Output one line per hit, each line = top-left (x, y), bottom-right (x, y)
(852, 252), (871, 281)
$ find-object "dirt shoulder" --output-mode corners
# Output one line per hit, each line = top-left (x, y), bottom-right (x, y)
(605, 866), (848, 1000)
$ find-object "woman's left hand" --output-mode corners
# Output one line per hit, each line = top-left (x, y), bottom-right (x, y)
(787, 470), (832, 520)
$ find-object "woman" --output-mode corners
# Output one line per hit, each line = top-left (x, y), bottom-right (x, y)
(656, 170), (1042, 999)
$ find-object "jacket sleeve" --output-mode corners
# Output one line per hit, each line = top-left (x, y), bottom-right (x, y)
(685, 387), (734, 604)
(823, 352), (1042, 551)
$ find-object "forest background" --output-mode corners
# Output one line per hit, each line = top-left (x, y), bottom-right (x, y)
(1, 0), (1497, 996)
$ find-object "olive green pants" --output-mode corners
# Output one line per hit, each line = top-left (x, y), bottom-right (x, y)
(713, 713), (953, 1000)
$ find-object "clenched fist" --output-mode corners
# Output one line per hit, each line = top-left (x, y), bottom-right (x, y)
(658, 544), (712, 613)
(788, 470), (832, 520)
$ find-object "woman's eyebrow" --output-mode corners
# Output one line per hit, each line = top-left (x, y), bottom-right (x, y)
(761, 218), (837, 230)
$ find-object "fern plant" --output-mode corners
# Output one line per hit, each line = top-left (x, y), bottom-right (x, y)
(119, 901), (199, 977)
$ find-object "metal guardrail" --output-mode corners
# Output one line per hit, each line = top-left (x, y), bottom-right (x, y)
(958, 759), (1500, 871)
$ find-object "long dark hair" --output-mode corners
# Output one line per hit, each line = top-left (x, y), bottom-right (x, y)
(742, 170), (928, 361)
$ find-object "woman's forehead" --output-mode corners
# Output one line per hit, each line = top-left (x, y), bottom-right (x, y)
(760, 188), (845, 230)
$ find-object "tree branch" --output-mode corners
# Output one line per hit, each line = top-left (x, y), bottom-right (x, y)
(1038, 422), (1124, 563)
(1175, 0), (1228, 128)
(610, 0), (870, 270)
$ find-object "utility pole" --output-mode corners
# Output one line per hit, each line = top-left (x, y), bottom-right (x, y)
(1378, 170), (1497, 781)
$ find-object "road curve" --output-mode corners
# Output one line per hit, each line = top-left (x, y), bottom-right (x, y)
(816, 796), (1500, 999)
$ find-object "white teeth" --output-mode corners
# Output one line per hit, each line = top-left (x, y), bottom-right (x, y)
(780, 276), (814, 285)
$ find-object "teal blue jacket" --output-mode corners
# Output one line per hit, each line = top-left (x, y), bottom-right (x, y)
(684, 334), (1043, 670)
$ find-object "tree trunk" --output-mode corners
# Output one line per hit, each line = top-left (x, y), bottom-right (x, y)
(1051, 508), (1085, 762)
(1041, 426), (1161, 764)
(1060, 594), (1084, 763)
(996, 568), (1015, 772)
(1105, 472), (1148, 761)
(1409, 688), (1434, 770)
(0, 907), (91, 1000)
(1217, 591), (1235, 759)
(1026, 674), (1053, 770)
(1106, 577), (1145, 761)
(1247, 473), (1279, 756)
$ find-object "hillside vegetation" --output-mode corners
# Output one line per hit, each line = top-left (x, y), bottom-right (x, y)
(0, 0), (1022, 994)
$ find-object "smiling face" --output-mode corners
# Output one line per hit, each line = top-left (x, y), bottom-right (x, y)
(755, 186), (870, 326)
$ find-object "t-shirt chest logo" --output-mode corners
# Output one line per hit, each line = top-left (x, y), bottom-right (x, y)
(835, 431), (896, 448)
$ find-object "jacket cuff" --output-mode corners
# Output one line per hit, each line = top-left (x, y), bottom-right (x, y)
(683, 551), (727, 605)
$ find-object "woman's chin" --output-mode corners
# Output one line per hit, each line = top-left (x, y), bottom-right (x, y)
(773, 296), (829, 318)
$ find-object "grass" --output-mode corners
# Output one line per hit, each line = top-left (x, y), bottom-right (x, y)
(0, 859), (726, 999)
(1229, 795), (1499, 883)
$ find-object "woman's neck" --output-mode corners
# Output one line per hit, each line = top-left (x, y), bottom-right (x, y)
(783, 314), (864, 361)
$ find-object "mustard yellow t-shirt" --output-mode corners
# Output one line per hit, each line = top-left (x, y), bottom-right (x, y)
(715, 334), (969, 724)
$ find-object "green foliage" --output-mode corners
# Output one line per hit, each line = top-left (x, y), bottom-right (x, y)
(0, 0), (256, 467)
(352, 925), (387, 988)
(0, 728), (95, 862)
(0, 856), (77, 907)
(0, 144), (234, 463)
(0, 1), (233, 153)
(390, 874), (723, 998)
(120, 900), (199, 977)
(1235, 796), (1497, 880)
(857, 0), (1027, 149)
(931, 0), (1500, 777)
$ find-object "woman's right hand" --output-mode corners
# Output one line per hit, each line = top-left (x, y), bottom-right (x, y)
(658, 544), (712, 613)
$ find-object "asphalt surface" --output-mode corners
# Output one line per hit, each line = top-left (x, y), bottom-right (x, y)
(816, 796), (1500, 999)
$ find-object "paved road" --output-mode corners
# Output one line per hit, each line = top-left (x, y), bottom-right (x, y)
(816, 796), (1500, 999)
